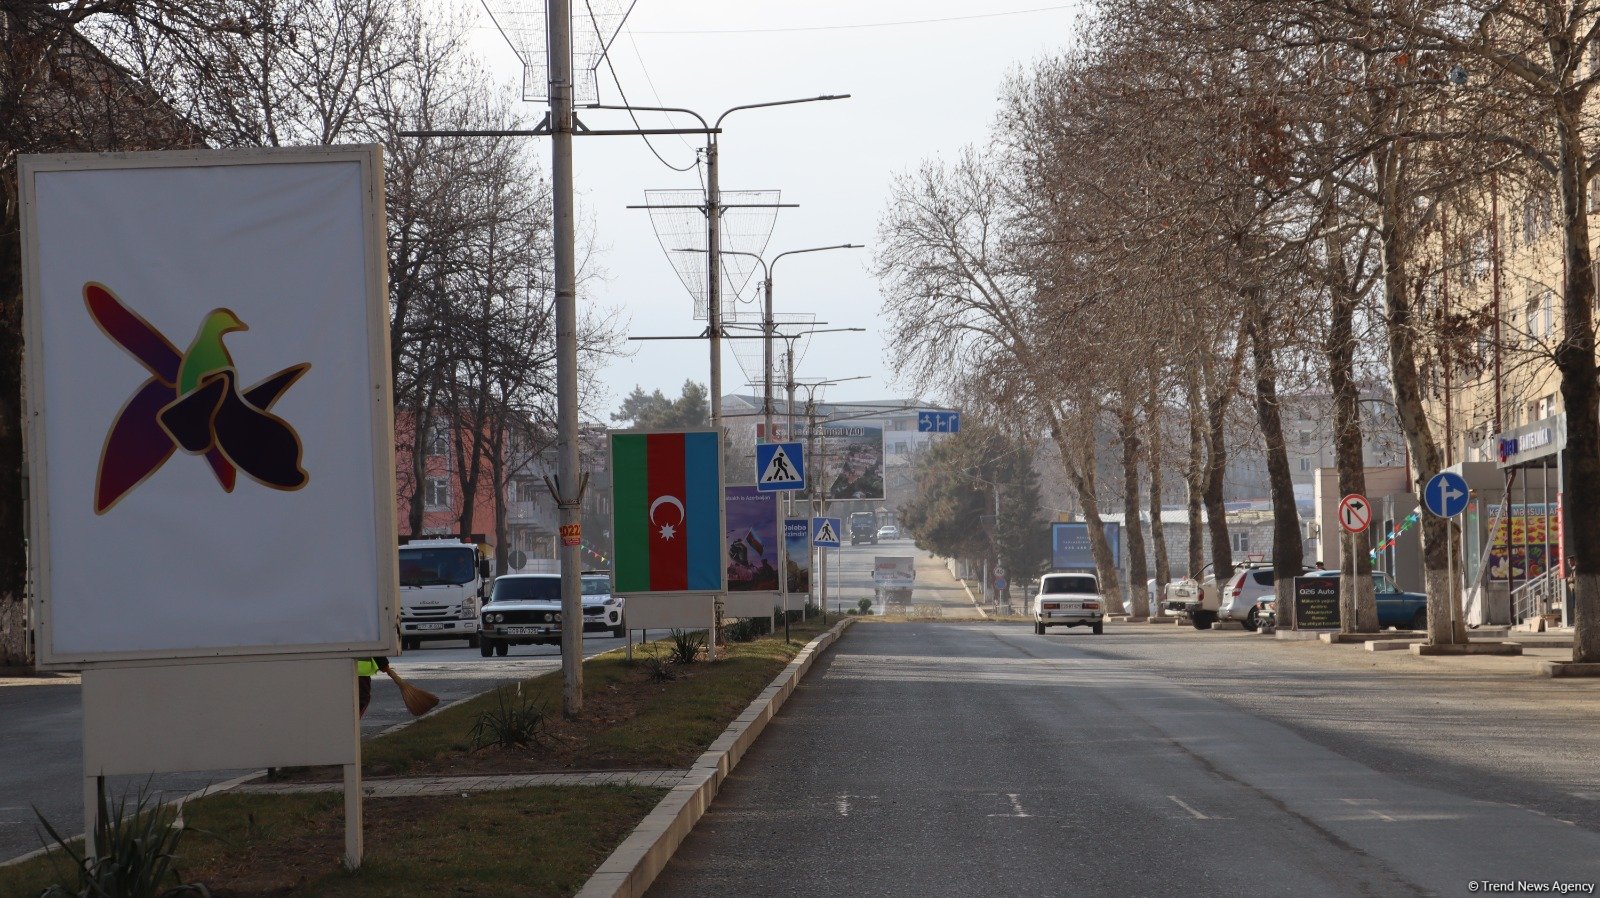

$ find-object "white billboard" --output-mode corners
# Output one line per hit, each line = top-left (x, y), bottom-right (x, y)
(21, 147), (398, 668)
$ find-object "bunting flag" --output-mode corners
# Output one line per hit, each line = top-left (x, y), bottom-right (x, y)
(610, 430), (723, 593)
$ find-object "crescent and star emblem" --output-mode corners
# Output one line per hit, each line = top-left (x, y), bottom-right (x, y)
(649, 495), (685, 540)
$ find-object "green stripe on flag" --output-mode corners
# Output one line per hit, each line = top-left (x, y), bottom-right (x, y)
(612, 434), (649, 592)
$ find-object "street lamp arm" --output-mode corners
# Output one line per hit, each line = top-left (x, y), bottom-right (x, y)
(771, 243), (863, 278)
(715, 94), (851, 130)
(588, 103), (708, 131)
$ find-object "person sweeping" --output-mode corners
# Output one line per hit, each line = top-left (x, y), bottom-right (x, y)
(358, 656), (439, 718)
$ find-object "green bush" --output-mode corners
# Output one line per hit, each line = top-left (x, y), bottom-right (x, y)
(35, 783), (210, 898)
(856, 598), (873, 615)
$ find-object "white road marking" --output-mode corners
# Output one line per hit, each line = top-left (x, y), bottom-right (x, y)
(987, 793), (1032, 818)
(1168, 795), (1211, 820)
(837, 793), (851, 817)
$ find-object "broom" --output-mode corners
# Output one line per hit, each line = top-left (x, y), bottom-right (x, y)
(385, 668), (439, 716)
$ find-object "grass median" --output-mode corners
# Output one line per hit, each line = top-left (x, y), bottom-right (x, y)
(0, 619), (835, 898)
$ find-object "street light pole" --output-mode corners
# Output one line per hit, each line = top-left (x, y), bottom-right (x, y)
(548, 0), (584, 717)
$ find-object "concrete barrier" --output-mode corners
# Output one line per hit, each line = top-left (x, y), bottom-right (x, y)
(574, 618), (855, 898)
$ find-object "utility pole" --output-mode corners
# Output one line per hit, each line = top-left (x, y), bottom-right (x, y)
(548, 0), (584, 718)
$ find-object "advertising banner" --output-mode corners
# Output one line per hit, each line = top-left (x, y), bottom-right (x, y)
(1050, 522), (1120, 571)
(725, 485), (780, 594)
(759, 422), (884, 501)
(785, 518), (812, 595)
(21, 147), (397, 668)
(1487, 503), (1558, 581)
(1293, 576), (1341, 629)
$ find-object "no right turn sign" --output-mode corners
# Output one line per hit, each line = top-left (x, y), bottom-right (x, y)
(1338, 493), (1372, 534)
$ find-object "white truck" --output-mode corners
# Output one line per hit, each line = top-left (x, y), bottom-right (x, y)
(873, 555), (917, 608)
(397, 538), (487, 649)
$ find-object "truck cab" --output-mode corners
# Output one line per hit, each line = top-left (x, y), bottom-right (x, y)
(398, 539), (486, 650)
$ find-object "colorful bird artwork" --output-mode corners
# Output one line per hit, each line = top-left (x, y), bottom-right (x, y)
(85, 282), (312, 514)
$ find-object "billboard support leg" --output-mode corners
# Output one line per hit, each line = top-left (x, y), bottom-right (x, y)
(342, 761), (363, 870)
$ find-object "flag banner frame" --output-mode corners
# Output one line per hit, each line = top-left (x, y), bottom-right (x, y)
(608, 427), (727, 597)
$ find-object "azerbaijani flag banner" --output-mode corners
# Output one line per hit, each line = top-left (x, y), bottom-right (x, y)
(610, 429), (724, 594)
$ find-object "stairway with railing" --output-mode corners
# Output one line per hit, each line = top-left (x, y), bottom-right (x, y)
(1510, 567), (1559, 626)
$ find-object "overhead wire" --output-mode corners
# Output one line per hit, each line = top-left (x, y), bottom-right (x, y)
(585, 0), (700, 173)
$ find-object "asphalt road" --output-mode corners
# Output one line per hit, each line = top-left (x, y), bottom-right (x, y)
(650, 622), (1600, 898)
(0, 634), (625, 863)
(820, 539), (981, 617)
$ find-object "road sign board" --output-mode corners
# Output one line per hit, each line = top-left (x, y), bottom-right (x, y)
(812, 517), (842, 548)
(1337, 494), (1372, 534)
(508, 549), (528, 570)
(755, 441), (805, 492)
(1424, 471), (1470, 517)
(995, 566), (1006, 578)
(995, 577), (1007, 592)
(918, 410), (960, 433)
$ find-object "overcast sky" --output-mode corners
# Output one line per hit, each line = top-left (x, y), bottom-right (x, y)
(469, 1), (1083, 419)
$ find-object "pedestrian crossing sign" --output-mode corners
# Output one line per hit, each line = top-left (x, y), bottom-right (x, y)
(755, 441), (805, 492)
(813, 517), (841, 548)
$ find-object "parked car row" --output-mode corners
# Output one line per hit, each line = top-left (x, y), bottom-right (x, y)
(1162, 562), (1428, 633)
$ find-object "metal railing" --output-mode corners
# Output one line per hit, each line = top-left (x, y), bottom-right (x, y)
(1510, 567), (1558, 625)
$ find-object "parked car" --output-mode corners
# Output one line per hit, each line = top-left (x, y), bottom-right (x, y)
(478, 572), (625, 657)
(877, 525), (901, 540)
(1032, 572), (1104, 635)
(1164, 568), (1219, 629)
(1255, 570), (1427, 631)
(1219, 564), (1277, 631)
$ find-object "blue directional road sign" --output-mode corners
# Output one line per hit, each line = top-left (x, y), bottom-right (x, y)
(918, 410), (961, 433)
(1424, 471), (1470, 518)
(755, 441), (805, 492)
(812, 517), (842, 548)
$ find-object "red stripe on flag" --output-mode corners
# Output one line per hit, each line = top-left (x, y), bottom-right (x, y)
(646, 432), (689, 591)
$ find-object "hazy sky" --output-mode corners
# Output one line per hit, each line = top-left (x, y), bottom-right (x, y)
(469, 1), (1083, 418)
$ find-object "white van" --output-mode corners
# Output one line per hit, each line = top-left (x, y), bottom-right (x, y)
(1032, 572), (1104, 635)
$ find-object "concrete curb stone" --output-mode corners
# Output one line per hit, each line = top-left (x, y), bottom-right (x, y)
(573, 618), (855, 898)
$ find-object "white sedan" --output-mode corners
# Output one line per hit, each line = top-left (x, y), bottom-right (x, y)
(876, 525), (901, 540)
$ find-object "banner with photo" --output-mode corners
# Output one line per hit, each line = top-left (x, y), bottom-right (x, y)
(725, 485), (780, 594)
(1487, 503), (1557, 582)
(784, 518), (812, 596)
(758, 422), (885, 501)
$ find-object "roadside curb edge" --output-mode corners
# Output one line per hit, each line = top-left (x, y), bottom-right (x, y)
(574, 617), (855, 898)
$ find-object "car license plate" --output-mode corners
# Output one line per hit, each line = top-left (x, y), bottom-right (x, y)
(414, 623), (446, 631)
(501, 626), (537, 635)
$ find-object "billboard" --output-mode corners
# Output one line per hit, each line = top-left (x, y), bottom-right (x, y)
(725, 485), (780, 594)
(1051, 522), (1120, 571)
(759, 422), (884, 501)
(21, 147), (397, 668)
(609, 429), (725, 596)
(785, 518), (811, 595)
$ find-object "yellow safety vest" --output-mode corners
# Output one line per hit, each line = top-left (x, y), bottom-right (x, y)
(356, 658), (380, 677)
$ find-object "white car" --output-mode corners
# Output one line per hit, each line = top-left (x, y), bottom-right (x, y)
(1219, 565), (1276, 631)
(877, 525), (901, 540)
(478, 572), (625, 657)
(1032, 572), (1104, 635)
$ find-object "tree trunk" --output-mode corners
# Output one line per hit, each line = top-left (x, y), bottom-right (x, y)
(1184, 367), (1207, 578)
(1551, 102), (1600, 662)
(1325, 241), (1379, 633)
(1245, 295), (1305, 629)
(0, 191), (28, 666)
(1376, 162), (1464, 645)
(1146, 381), (1172, 594)
(1202, 354), (1236, 585)
(1119, 402), (1150, 618)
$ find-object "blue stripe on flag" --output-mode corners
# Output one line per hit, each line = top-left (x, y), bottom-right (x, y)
(683, 431), (722, 590)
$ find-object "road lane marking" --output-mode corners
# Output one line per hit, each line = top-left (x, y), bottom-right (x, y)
(1168, 795), (1211, 820)
(987, 793), (1032, 818)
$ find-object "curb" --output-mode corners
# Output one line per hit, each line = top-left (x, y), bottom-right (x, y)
(574, 618), (855, 898)
(955, 576), (991, 619)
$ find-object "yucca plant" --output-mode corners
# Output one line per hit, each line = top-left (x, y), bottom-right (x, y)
(668, 628), (705, 664)
(641, 644), (678, 682)
(35, 782), (210, 898)
(469, 683), (547, 750)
